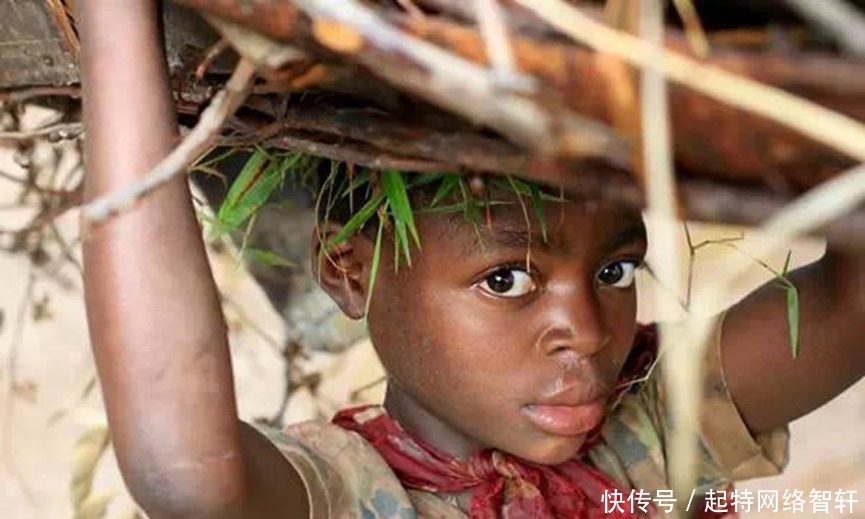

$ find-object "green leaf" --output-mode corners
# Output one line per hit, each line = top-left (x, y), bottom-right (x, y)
(381, 170), (421, 264)
(412, 173), (450, 187)
(529, 183), (548, 242)
(415, 200), (512, 215)
(430, 175), (460, 207)
(365, 208), (386, 318)
(786, 285), (800, 358)
(237, 213), (257, 261)
(341, 170), (371, 198)
(457, 178), (482, 224)
(223, 150), (267, 208)
(247, 248), (296, 268)
(216, 151), (284, 236)
(192, 146), (239, 171)
(782, 249), (793, 275)
(324, 191), (386, 253)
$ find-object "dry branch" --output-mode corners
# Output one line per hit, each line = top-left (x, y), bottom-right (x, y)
(209, 84), (865, 248)
(8, 0), (865, 242)
(178, 0), (626, 164)
(784, 0), (865, 56)
(81, 60), (256, 224)
(174, 0), (865, 194)
(0, 122), (83, 143)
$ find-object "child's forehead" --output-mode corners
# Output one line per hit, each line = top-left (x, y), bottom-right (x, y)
(422, 198), (646, 256)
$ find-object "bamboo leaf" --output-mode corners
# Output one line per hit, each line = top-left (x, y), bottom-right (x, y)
(237, 213), (257, 261)
(412, 173), (451, 187)
(74, 492), (114, 519)
(341, 170), (371, 197)
(394, 216), (411, 266)
(191, 146), (240, 173)
(324, 191), (386, 252)
(224, 150), (267, 208)
(365, 208), (386, 318)
(70, 425), (110, 509)
(458, 178), (485, 248)
(381, 171), (421, 262)
(430, 175), (460, 207)
(216, 151), (284, 235)
(786, 285), (800, 358)
(247, 248), (296, 268)
(458, 178), (482, 224)
(529, 183), (548, 242)
(782, 249), (793, 275)
(416, 200), (512, 215)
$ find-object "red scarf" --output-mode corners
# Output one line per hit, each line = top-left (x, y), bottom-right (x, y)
(334, 405), (640, 518)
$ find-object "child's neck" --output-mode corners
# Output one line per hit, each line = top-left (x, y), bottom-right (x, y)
(383, 383), (484, 461)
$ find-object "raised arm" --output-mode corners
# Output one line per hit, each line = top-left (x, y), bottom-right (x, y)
(722, 247), (865, 434)
(78, 2), (305, 517)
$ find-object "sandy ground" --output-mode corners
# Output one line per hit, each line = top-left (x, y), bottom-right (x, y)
(1, 120), (863, 518)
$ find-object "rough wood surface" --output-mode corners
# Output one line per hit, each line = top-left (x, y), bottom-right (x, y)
(170, 0), (865, 194)
(5, 0), (865, 241)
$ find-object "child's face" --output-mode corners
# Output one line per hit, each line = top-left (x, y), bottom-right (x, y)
(325, 195), (647, 465)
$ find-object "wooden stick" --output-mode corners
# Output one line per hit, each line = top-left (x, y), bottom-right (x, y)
(81, 60), (256, 224)
(512, 0), (865, 163)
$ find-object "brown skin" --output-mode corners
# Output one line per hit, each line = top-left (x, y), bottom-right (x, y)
(79, 2), (306, 518)
(80, 3), (865, 518)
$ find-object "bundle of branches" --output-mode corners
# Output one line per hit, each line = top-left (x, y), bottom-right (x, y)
(4, 0), (865, 239)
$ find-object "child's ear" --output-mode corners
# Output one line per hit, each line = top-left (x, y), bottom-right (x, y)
(311, 222), (374, 320)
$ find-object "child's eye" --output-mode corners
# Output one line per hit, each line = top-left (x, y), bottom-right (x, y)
(597, 260), (639, 288)
(478, 267), (537, 298)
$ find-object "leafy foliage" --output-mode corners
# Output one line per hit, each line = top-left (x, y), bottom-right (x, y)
(212, 150), (562, 318)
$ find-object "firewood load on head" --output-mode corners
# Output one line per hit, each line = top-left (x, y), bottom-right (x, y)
(4, 0), (865, 353)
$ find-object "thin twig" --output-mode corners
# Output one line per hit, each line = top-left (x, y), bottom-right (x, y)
(0, 122), (83, 143)
(512, 0), (865, 163)
(0, 86), (81, 103)
(80, 60), (257, 224)
(195, 38), (231, 80)
(670, 0), (709, 57)
(45, 0), (80, 58)
(395, 0), (426, 20)
(784, 0), (865, 57)
(288, 0), (623, 159)
(473, 0), (524, 87)
(638, 0), (694, 507)
(673, 163), (865, 473)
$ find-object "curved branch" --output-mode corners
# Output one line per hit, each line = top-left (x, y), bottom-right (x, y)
(81, 61), (256, 224)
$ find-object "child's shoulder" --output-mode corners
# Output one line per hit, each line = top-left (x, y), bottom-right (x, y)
(594, 314), (789, 494)
(258, 410), (456, 518)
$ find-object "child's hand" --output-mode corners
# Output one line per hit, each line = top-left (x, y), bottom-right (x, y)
(78, 2), (306, 517)
(720, 246), (865, 433)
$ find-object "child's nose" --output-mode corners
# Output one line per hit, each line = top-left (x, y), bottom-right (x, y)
(536, 286), (607, 359)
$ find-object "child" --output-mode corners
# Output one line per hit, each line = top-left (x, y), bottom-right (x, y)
(78, 2), (865, 518)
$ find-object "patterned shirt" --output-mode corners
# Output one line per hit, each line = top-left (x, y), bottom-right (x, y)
(259, 316), (789, 518)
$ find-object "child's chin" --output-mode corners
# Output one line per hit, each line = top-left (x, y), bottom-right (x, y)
(518, 434), (588, 465)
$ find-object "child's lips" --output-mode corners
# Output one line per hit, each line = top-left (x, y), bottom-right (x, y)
(521, 400), (606, 437)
